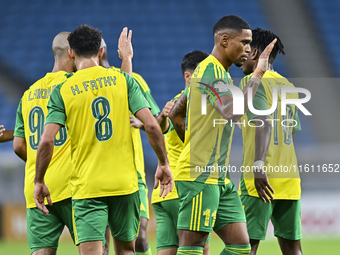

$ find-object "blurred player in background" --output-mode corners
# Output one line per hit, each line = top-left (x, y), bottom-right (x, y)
(0, 125), (13, 142)
(151, 50), (211, 255)
(239, 28), (302, 255)
(13, 32), (76, 255)
(100, 33), (168, 255)
(34, 24), (173, 255)
(169, 15), (276, 255)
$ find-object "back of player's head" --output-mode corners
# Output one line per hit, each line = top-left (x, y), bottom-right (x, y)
(52, 32), (70, 58)
(213, 15), (251, 35)
(68, 24), (102, 57)
(181, 50), (209, 74)
(251, 27), (285, 61)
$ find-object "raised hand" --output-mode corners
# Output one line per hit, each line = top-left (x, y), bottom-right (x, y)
(118, 27), (133, 60)
(161, 100), (177, 117)
(253, 38), (277, 78)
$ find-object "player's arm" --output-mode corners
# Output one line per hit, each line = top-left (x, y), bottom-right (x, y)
(253, 116), (274, 203)
(213, 39), (277, 122)
(168, 92), (187, 142)
(13, 137), (26, 162)
(126, 73), (173, 197)
(34, 84), (66, 215)
(118, 27), (133, 76)
(13, 98), (27, 161)
(131, 101), (175, 133)
(0, 126), (14, 143)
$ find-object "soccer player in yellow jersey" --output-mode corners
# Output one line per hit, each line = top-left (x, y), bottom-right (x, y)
(0, 125), (13, 142)
(151, 51), (211, 255)
(99, 36), (163, 255)
(239, 28), (302, 255)
(12, 32), (76, 255)
(169, 15), (276, 255)
(34, 24), (173, 255)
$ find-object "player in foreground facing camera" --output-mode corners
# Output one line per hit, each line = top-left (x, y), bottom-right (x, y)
(169, 15), (276, 255)
(100, 34), (162, 255)
(34, 24), (173, 255)
(151, 50), (210, 255)
(239, 27), (302, 255)
(13, 32), (75, 255)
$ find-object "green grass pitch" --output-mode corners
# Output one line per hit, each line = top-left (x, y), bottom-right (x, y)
(0, 234), (339, 254)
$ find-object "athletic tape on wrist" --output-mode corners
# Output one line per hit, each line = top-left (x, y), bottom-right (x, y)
(253, 160), (265, 170)
(249, 76), (261, 85)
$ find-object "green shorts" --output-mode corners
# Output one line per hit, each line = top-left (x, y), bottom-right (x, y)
(241, 195), (302, 240)
(72, 192), (140, 245)
(153, 198), (211, 250)
(138, 179), (149, 219)
(26, 198), (74, 253)
(176, 181), (246, 233)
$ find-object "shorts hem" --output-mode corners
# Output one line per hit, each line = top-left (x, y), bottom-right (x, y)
(177, 225), (211, 233)
(274, 233), (302, 241)
(248, 235), (266, 241)
(112, 234), (137, 242)
(157, 244), (178, 250)
(213, 220), (246, 233)
(76, 237), (105, 245)
(30, 245), (58, 253)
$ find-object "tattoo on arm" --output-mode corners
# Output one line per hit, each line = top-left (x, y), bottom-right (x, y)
(169, 94), (187, 142)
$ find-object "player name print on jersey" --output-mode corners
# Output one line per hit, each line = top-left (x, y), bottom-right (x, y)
(70, 76), (116, 96)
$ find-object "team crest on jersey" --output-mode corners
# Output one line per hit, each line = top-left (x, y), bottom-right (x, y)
(212, 80), (229, 92)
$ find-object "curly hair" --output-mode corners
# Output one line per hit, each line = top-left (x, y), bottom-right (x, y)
(68, 24), (102, 57)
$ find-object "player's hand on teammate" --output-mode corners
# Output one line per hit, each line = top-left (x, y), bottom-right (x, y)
(118, 27), (133, 60)
(130, 114), (143, 129)
(154, 161), (174, 198)
(254, 166), (274, 203)
(0, 125), (5, 137)
(34, 182), (52, 215)
(161, 100), (177, 117)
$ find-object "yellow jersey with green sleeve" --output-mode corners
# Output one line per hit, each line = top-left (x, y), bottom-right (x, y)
(111, 67), (160, 184)
(239, 71), (301, 200)
(45, 66), (150, 199)
(151, 91), (183, 204)
(175, 55), (235, 185)
(13, 71), (72, 208)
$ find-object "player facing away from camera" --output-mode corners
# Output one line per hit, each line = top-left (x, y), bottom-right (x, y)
(169, 15), (277, 255)
(34, 24), (173, 255)
(151, 51), (211, 255)
(13, 32), (76, 255)
(239, 28), (302, 255)
(99, 34), (165, 255)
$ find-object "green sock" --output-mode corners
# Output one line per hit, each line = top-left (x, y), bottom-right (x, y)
(136, 247), (152, 255)
(220, 244), (251, 255)
(177, 246), (204, 255)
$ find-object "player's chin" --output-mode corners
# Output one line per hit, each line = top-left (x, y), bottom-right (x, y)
(235, 61), (243, 68)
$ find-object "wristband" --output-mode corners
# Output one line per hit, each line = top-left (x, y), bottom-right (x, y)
(253, 160), (265, 170)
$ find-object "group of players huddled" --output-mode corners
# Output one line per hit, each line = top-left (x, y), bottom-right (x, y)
(0, 14), (302, 255)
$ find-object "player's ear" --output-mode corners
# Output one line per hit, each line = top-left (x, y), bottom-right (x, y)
(183, 71), (192, 85)
(251, 48), (259, 60)
(68, 48), (75, 60)
(220, 34), (229, 48)
(98, 47), (104, 60)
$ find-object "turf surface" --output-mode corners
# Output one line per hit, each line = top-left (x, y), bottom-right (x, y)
(0, 234), (339, 254)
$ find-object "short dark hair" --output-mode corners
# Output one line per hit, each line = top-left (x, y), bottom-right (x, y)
(213, 15), (251, 35)
(68, 24), (102, 57)
(181, 50), (209, 74)
(251, 27), (285, 62)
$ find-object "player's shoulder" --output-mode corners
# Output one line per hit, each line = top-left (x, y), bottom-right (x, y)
(239, 73), (253, 89)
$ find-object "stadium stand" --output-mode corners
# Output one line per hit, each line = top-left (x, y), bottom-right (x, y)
(0, 0), (315, 154)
